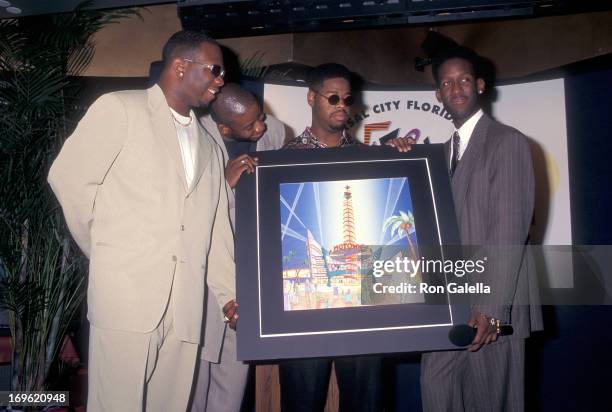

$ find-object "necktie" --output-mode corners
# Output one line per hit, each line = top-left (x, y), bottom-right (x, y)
(450, 131), (460, 177)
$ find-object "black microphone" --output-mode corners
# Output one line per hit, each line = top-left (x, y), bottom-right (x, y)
(448, 324), (514, 347)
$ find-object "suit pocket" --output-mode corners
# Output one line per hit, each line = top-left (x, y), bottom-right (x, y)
(95, 241), (122, 248)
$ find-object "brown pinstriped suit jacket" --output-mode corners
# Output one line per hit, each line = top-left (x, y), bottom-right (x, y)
(445, 113), (543, 339)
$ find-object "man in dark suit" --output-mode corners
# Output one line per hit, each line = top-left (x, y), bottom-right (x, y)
(420, 47), (542, 411)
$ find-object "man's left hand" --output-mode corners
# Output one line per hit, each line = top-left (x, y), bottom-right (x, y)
(222, 299), (239, 330)
(385, 137), (416, 153)
(467, 310), (498, 352)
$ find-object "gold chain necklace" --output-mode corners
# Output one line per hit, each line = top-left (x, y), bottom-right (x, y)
(171, 111), (193, 127)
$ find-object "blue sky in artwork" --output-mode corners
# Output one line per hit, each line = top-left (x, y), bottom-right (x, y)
(279, 177), (417, 267)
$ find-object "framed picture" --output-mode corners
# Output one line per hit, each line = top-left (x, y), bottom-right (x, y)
(235, 144), (469, 361)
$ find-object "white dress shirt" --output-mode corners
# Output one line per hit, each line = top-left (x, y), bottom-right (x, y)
(449, 109), (483, 169)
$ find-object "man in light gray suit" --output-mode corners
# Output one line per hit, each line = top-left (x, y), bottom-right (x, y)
(420, 47), (542, 411)
(192, 84), (288, 412)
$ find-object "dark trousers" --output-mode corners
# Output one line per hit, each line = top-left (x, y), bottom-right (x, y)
(279, 356), (382, 412)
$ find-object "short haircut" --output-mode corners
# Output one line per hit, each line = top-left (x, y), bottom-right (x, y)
(307, 63), (352, 90)
(161, 30), (217, 67)
(431, 46), (482, 86)
(210, 83), (259, 125)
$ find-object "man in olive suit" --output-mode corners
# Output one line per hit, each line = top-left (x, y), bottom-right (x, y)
(48, 31), (236, 411)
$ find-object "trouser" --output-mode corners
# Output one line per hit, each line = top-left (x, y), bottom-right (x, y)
(190, 327), (249, 412)
(87, 298), (199, 412)
(421, 339), (525, 412)
(279, 355), (382, 412)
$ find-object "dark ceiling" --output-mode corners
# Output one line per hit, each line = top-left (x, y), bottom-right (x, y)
(0, 0), (173, 19)
(3, 1), (612, 42)
(179, 0), (611, 39)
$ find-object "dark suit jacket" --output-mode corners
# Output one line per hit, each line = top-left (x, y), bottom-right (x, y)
(445, 113), (543, 339)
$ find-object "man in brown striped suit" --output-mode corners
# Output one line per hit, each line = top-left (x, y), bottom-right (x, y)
(420, 47), (542, 411)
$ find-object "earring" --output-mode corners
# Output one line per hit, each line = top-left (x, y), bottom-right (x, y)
(478, 90), (483, 94)
(179, 71), (184, 79)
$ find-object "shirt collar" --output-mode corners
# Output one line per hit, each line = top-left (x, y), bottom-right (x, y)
(169, 107), (194, 127)
(454, 109), (483, 160)
(301, 127), (353, 148)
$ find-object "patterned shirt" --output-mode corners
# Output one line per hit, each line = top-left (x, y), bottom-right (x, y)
(283, 127), (361, 149)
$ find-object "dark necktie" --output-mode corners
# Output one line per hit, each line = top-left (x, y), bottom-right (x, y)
(450, 131), (460, 177)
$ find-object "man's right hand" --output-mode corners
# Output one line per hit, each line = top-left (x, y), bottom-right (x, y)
(467, 310), (499, 352)
(222, 299), (239, 330)
(225, 154), (258, 189)
(385, 136), (416, 153)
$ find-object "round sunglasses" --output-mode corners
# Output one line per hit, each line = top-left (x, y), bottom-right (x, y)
(312, 90), (355, 107)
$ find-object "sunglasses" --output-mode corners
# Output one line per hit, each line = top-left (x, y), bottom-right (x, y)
(183, 58), (225, 78)
(312, 90), (355, 107)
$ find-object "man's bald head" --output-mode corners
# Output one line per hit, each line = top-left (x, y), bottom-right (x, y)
(210, 83), (266, 142)
(211, 83), (259, 124)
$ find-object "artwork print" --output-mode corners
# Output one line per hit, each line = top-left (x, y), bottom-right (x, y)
(280, 177), (424, 311)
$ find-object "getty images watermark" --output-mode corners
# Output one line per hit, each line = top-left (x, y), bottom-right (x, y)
(371, 255), (490, 295)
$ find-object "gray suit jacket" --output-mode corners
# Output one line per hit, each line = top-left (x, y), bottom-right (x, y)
(198, 113), (287, 362)
(445, 113), (543, 339)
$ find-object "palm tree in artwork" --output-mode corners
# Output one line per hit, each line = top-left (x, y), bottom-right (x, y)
(383, 211), (418, 261)
(283, 250), (308, 281)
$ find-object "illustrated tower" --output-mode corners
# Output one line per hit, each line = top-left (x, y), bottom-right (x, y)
(329, 184), (365, 285)
(332, 185), (360, 252)
(342, 185), (357, 246)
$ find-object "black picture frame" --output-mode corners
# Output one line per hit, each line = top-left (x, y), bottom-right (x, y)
(235, 144), (469, 361)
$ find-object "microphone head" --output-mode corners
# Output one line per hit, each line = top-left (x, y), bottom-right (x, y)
(448, 324), (475, 347)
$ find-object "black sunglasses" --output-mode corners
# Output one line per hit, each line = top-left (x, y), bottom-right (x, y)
(182, 58), (225, 78)
(313, 90), (355, 107)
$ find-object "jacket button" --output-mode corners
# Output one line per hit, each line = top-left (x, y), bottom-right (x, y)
(181, 225), (185, 231)
(172, 255), (177, 262)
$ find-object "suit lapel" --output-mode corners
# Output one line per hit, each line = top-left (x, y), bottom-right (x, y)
(443, 139), (451, 170)
(188, 124), (213, 195)
(148, 85), (188, 192)
(451, 114), (491, 221)
(200, 114), (230, 164)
